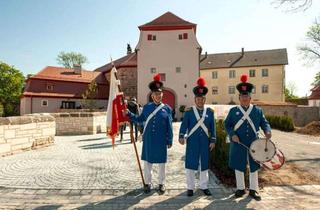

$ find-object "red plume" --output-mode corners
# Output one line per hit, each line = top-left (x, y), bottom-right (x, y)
(197, 77), (206, 87)
(153, 74), (161, 82)
(240, 74), (248, 83)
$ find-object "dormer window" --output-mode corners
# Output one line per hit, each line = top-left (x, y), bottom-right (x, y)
(46, 84), (54, 91)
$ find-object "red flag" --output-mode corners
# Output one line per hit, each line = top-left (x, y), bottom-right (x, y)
(106, 67), (129, 146)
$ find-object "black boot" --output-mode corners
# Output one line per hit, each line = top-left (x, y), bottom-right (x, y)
(235, 189), (246, 198)
(202, 189), (212, 196)
(249, 190), (261, 201)
(187, 189), (194, 197)
(143, 184), (151, 194)
(158, 184), (166, 194)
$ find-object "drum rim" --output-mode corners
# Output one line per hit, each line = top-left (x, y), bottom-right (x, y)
(249, 139), (276, 163)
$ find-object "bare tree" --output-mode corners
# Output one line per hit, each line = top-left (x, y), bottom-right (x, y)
(272, 0), (312, 12)
(298, 20), (320, 65)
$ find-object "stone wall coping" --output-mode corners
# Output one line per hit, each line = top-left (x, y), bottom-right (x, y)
(51, 112), (107, 118)
(0, 114), (55, 125)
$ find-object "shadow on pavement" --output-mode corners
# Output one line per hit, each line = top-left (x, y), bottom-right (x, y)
(33, 204), (62, 210)
(79, 141), (132, 150)
(76, 189), (155, 210)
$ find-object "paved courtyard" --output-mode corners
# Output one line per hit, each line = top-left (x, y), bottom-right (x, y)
(0, 123), (319, 209)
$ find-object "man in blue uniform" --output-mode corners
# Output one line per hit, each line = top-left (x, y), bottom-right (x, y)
(224, 75), (272, 201)
(179, 77), (216, 197)
(126, 74), (173, 194)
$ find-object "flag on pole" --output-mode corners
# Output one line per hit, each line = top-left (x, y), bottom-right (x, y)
(106, 66), (129, 146)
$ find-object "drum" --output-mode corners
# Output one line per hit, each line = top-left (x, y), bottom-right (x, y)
(249, 139), (285, 170)
(249, 139), (276, 162)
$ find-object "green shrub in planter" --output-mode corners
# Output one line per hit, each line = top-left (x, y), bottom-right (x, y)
(266, 115), (294, 132)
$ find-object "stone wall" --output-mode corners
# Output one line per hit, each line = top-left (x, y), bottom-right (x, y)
(0, 114), (55, 156)
(260, 105), (320, 127)
(52, 112), (107, 135)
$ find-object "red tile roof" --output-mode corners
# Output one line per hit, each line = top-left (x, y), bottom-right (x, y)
(138, 12), (196, 31)
(95, 53), (137, 73)
(30, 66), (107, 84)
(309, 85), (320, 99)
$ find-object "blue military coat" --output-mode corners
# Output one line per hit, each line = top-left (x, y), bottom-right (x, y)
(179, 107), (216, 171)
(128, 102), (173, 163)
(224, 105), (271, 172)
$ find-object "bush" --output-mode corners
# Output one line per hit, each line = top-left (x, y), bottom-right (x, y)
(210, 120), (234, 182)
(0, 103), (3, 117)
(266, 115), (294, 132)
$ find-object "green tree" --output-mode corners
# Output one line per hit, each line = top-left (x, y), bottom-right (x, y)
(56, 51), (88, 68)
(312, 71), (320, 86)
(298, 21), (320, 64)
(81, 81), (98, 110)
(0, 62), (25, 116)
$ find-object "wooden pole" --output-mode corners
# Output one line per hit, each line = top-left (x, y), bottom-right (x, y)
(114, 70), (145, 186)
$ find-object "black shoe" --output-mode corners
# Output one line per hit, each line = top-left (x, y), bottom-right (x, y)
(158, 184), (166, 194)
(249, 190), (261, 201)
(143, 184), (151, 194)
(235, 189), (246, 198)
(187, 189), (194, 197)
(202, 189), (212, 196)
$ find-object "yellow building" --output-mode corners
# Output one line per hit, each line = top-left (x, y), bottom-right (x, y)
(200, 48), (288, 104)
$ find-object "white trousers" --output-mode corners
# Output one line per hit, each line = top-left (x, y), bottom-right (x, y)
(235, 170), (259, 191)
(186, 169), (209, 190)
(144, 161), (165, 185)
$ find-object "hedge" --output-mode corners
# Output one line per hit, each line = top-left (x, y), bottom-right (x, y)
(266, 115), (294, 132)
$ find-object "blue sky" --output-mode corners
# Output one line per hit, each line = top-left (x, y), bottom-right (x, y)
(0, 0), (319, 96)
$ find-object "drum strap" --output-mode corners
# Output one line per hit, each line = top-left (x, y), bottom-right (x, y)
(143, 103), (165, 132)
(234, 105), (257, 136)
(187, 106), (208, 138)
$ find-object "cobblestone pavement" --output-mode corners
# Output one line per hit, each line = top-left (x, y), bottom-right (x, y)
(0, 123), (319, 209)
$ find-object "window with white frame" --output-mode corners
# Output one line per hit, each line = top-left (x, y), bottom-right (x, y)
(249, 69), (256, 77)
(176, 67), (181, 73)
(159, 73), (166, 81)
(262, 85), (269, 93)
(252, 85), (256, 94)
(228, 86), (235, 94)
(150, 67), (156, 74)
(229, 70), (236, 78)
(212, 71), (218, 79)
(41, 100), (48, 107)
(212, 86), (218, 95)
(262, 68), (269, 77)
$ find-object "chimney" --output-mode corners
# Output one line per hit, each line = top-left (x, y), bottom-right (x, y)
(241, 47), (244, 56)
(127, 43), (132, 55)
(73, 64), (82, 75)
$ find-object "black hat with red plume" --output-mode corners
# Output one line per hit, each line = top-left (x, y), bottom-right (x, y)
(236, 74), (254, 95)
(148, 74), (163, 92)
(193, 77), (208, 97)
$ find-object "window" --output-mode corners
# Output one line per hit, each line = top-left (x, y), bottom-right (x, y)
(262, 85), (269, 93)
(183, 33), (188, 39)
(150, 67), (156, 74)
(176, 67), (181, 73)
(147, 34), (156, 41)
(262, 68), (269, 77)
(61, 101), (76, 109)
(160, 73), (166, 81)
(41, 100), (48, 107)
(228, 86), (235, 94)
(212, 71), (218, 79)
(212, 86), (218, 95)
(249, 69), (256, 77)
(229, 70), (236, 78)
(178, 33), (188, 40)
(46, 84), (54, 91)
(252, 85), (256, 94)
